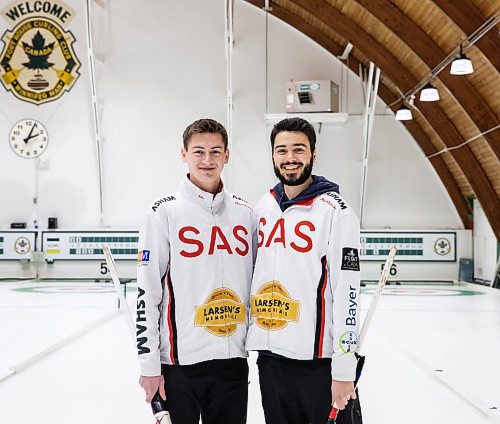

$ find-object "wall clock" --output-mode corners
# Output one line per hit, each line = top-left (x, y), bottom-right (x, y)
(9, 119), (48, 159)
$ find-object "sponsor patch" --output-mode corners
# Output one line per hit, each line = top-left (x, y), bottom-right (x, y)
(137, 249), (150, 267)
(251, 281), (300, 330)
(339, 331), (358, 353)
(195, 287), (246, 337)
(341, 247), (359, 271)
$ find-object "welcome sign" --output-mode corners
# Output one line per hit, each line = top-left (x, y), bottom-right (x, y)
(0, 0), (81, 105)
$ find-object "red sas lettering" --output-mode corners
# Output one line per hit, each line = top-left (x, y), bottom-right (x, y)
(258, 217), (266, 248)
(233, 225), (249, 256)
(179, 225), (249, 258)
(258, 218), (315, 253)
(265, 218), (286, 248)
(179, 226), (203, 257)
(290, 221), (315, 252)
(209, 226), (233, 255)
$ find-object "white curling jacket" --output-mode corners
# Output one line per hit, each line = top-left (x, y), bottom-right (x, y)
(136, 176), (255, 376)
(246, 188), (361, 381)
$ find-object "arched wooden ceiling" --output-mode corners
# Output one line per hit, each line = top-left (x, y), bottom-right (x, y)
(246, 0), (500, 239)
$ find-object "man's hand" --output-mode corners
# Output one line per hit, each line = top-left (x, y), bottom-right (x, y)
(139, 374), (166, 403)
(331, 379), (356, 410)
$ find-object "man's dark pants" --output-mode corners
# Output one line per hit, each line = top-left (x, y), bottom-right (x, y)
(257, 354), (362, 424)
(162, 357), (248, 424)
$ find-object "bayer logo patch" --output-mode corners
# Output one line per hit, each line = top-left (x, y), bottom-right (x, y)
(340, 331), (358, 353)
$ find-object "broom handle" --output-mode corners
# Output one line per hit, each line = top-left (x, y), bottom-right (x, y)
(328, 246), (397, 423)
(357, 246), (397, 353)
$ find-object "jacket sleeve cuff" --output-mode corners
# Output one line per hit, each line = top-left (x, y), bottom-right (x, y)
(331, 353), (357, 381)
(139, 353), (162, 377)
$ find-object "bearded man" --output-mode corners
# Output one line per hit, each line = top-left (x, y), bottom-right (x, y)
(246, 117), (363, 424)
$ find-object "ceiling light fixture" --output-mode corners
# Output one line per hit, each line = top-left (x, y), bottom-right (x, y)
(419, 82), (440, 101)
(450, 45), (474, 75)
(387, 13), (498, 120)
(395, 103), (413, 121)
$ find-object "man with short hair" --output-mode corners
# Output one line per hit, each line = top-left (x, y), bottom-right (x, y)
(247, 117), (362, 424)
(136, 118), (255, 424)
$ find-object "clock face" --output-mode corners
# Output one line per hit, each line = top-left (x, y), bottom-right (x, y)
(9, 119), (48, 159)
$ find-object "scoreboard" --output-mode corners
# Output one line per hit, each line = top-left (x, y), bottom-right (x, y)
(360, 232), (456, 262)
(42, 231), (139, 260)
(0, 231), (37, 260)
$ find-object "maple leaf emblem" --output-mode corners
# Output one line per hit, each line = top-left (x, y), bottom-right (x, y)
(22, 31), (55, 69)
(437, 240), (448, 249)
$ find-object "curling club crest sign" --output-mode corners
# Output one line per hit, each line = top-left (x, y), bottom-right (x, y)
(0, 1), (80, 105)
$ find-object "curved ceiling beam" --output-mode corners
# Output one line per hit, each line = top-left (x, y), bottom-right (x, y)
(355, 0), (500, 160)
(287, 0), (499, 239)
(245, 0), (471, 228)
(434, 0), (500, 71)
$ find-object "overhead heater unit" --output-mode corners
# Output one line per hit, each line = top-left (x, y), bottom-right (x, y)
(286, 80), (339, 113)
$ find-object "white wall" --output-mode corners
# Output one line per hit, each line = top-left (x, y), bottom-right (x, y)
(1, 0), (466, 272)
(0, 0), (99, 228)
(473, 199), (497, 283)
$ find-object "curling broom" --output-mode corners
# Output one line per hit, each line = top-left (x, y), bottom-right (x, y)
(102, 244), (172, 424)
(327, 246), (397, 423)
